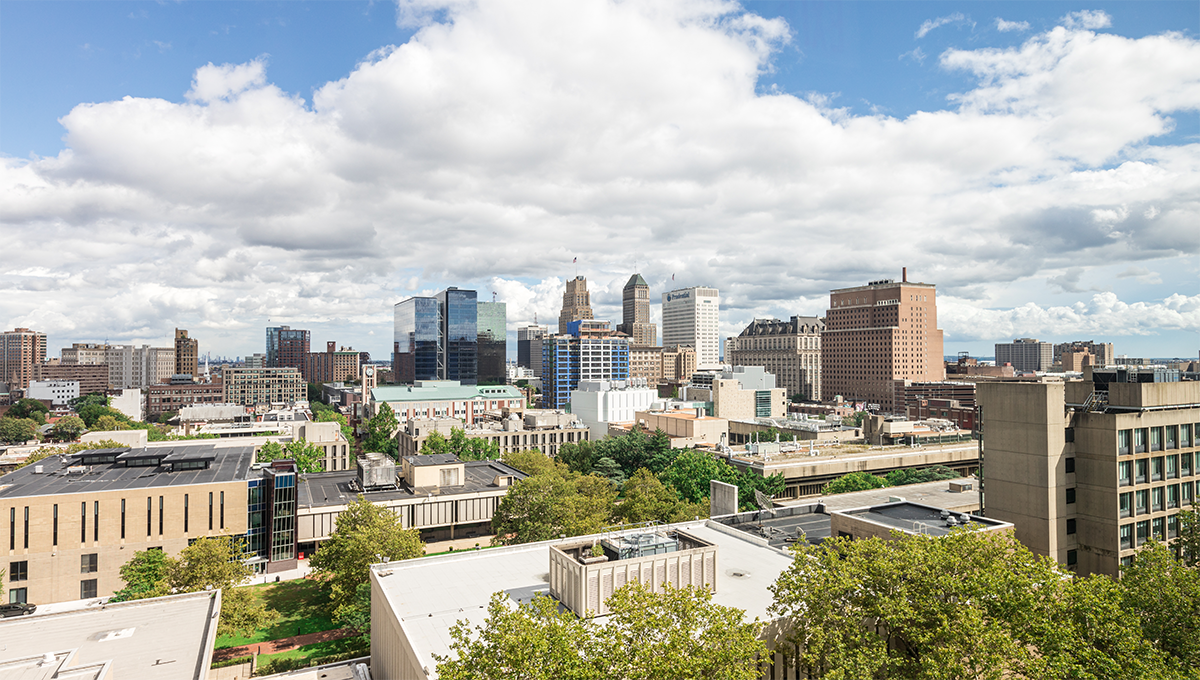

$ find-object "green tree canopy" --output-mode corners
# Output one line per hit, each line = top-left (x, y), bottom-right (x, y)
(68, 393), (107, 411)
(47, 415), (86, 442)
(419, 428), (500, 460)
(657, 449), (739, 504)
(501, 450), (563, 477)
(257, 440), (326, 473)
(884, 465), (961, 487)
(6, 398), (50, 421)
(308, 496), (425, 614)
(557, 440), (597, 474)
(614, 468), (707, 525)
(1119, 540), (1200, 671)
(165, 536), (254, 592)
(822, 471), (889, 495)
(1175, 509), (1200, 567)
(0, 417), (40, 444)
(109, 548), (170, 602)
(313, 401), (354, 441)
(491, 463), (617, 545)
(363, 403), (399, 457)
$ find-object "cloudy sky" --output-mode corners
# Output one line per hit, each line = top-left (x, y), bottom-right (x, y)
(2, 0), (1198, 363)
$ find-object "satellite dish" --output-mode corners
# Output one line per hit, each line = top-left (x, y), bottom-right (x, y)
(754, 489), (776, 516)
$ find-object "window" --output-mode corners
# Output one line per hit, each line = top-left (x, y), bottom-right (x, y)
(158, 496), (164, 535)
(1166, 425), (1178, 450)
(1118, 429), (1131, 454)
(1167, 455), (1179, 479)
(1135, 490), (1148, 515)
(208, 492), (213, 531)
(1064, 427), (1075, 443)
(53, 504), (58, 546)
(1066, 518), (1076, 535)
(1136, 520), (1150, 546)
(1065, 457), (1076, 474)
(1152, 517), (1165, 541)
(1150, 427), (1163, 451)
(120, 499), (126, 540)
(1182, 452), (1193, 477)
(1183, 481), (1194, 505)
(8, 508), (13, 551)
(81, 553), (98, 574)
(22, 507), (28, 549)
(1136, 459), (1148, 485)
(1182, 424), (1193, 448)
(146, 497), (152, 537)
(439, 467), (460, 486)
(184, 494), (189, 533)
(1119, 461), (1132, 486)
(1120, 524), (1133, 549)
(1152, 457), (1164, 482)
(9, 588), (27, 604)
(1135, 428), (1147, 453)
(1120, 555), (1134, 567)
(1066, 549), (1077, 567)
(1066, 488), (1076, 504)
(1120, 492), (1133, 518)
(1152, 487), (1164, 512)
(1168, 515), (1180, 539)
(80, 502), (86, 543)
(1168, 484), (1179, 509)
(80, 579), (97, 599)
(220, 491), (225, 529)
(93, 501), (99, 542)
(9, 561), (28, 581)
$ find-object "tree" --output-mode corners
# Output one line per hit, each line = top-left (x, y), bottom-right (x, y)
(502, 450), (563, 477)
(47, 415), (86, 442)
(309, 496), (425, 613)
(307, 382), (324, 403)
(420, 428), (500, 460)
(590, 456), (626, 486)
(6, 398), (49, 421)
(1175, 509), (1200, 567)
(557, 440), (597, 474)
(0, 417), (39, 444)
(166, 536), (254, 592)
(93, 414), (129, 432)
(842, 412), (865, 427)
(614, 468), (707, 525)
(363, 403), (399, 456)
(885, 465), (960, 487)
(657, 449), (739, 504)
(257, 440), (325, 473)
(1120, 540), (1200, 670)
(822, 471), (888, 495)
(219, 587), (280, 638)
(313, 404), (354, 442)
(491, 470), (616, 545)
(336, 582), (374, 642)
(69, 393), (108, 412)
(109, 548), (170, 602)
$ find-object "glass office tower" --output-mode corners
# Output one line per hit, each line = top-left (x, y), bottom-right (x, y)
(477, 301), (507, 385)
(437, 288), (478, 385)
(394, 297), (442, 383)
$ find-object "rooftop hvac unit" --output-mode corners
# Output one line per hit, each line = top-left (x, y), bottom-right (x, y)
(357, 452), (397, 491)
(601, 532), (678, 560)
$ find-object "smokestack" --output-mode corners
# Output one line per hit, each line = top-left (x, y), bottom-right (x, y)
(902, 267), (907, 282)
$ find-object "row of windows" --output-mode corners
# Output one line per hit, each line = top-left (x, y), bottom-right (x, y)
(5, 493), (225, 549)
(1120, 515), (1183, 550)
(1118, 425), (1196, 454)
(1118, 454), (1196, 485)
(1119, 483), (1195, 517)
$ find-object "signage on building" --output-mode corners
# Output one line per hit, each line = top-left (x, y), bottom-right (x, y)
(667, 291), (691, 301)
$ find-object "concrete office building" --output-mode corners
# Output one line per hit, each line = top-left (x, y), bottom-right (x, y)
(303, 341), (362, 383)
(174, 329), (199, 379)
(821, 270), (944, 413)
(627, 344), (698, 388)
(557, 276), (594, 335)
(61, 343), (176, 390)
(570, 379), (659, 440)
(369, 381), (526, 426)
(33, 363), (108, 398)
(266, 325), (311, 371)
(60, 342), (107, 366)
(662, 286), (720, 369)
(684, 366), (786, 421)
(1, 328), (46, 390)
(295, 420), (353, 472)
(979, 368), (1198, 576)
(394, 288), (479, 385)
(26, 380), (79, 407)
(221, 367), (304, 410)
(1054, 340), (1114, 368)
(0, 441), (302, 606)
(727, 316), (824, 401)
(396, 411), (590, 459)
(617, 273), (656, 347)
(995, 338), (1053, 372)
(541, 321), (630, 409)
(477, 301), (507, 385)
(516, 324), (547, 375)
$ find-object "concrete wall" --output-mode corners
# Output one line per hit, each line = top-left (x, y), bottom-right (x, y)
(371, 569), (427, 680)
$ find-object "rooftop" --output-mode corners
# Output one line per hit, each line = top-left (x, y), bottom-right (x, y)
(0, 591), (220, 680)
(837, 501), (1011, 537)
(298, 459), (527, 508)
(370, 520), (792, 678)
(0, 442), (257, 500)
(404, 454), (461, 467)
(373, 382), (523, 403)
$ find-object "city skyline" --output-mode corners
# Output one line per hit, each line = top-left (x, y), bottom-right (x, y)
(2, 1), (1197, 360)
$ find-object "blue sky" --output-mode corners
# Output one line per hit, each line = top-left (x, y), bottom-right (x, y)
(2, 0), (1198, 361)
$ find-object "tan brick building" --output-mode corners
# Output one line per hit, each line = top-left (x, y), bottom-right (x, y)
(174, 328), (199, 378)
(1, 328), (47, 390)
(222, 367), (304, 410)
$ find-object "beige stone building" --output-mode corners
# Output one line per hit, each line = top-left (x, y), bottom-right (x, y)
(557, 276), (595, 335)
(174, 328), (199, 378)
(396, 411), (590, 458)
(222, 366), (304, 410)
(295, 421), (353, 472)
(727, 316), (824, 401)
(978, 367), (1198, 575)
(617, 273), (657, 347)
(628, 409), (728, 448)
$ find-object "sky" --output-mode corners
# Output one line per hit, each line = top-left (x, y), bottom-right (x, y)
(2, 0), (1198, 363)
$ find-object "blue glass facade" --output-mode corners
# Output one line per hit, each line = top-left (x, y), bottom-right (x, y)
(394, 297), (442, 383)
(437, 288), (478, 385)
(542, 335), (630, 409)
(476, 301), (506, 384)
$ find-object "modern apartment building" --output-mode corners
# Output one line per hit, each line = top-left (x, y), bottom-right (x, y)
(221, 367), (304, 410)
(1, 328), (46, 390)
(0, 441), (301, 605)
(821, 270), (944, 413)
(266, 326), (311, 370)
(303, 342), (361, 383)
(978, 368), (1198, 576)
(174, 329), (199, 378)
(726, 316), (824, 402)
(516, 324), (547, 374)
(995, 338), (1053, 372)
(617, 273), (656, 347)
(557, 276), (594, 335)
(661, 286), (720, 369)
(541, 322), (630, 409)
(394, 288), (479, 385)
(477, 301), (507, 385)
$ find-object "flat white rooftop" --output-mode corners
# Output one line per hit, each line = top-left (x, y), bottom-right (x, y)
(370, 520), (794, 677)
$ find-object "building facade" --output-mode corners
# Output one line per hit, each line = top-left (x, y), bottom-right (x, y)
(978, 369), (1198, 576)
(303, 342), (362, 383)
(60, 343), (106, 366)
(370, 382), (526, 426)
(394, 289), (479, 386)
(617, 273), (656, 347)
(1054, 340), (1114, 368)
(661, 286), (720, 369)
(821, 271), (944, 413)
(477, 301), (507, 385)
(557, 276), (594, 335)
(266, 326), (311, 370)
(221, 367), (304, 410)
(146, 380), (226, 419)
(397, 411), (590, 459)
(995, 338), (1053, 372)
(727, 316), (823, 402)
(541, 324), (630, 409)
(1, 328), (47, 390)
(33, 364), (108, 398)
(570, 380), (659, 440)
(26, 380), (79, 407)
(174, 329), (199, 378)
(516, 324), (546, 374)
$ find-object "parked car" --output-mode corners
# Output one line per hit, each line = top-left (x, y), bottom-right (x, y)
(0, 602), (36, 617)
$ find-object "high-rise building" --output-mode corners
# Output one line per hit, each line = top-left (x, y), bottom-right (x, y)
(995, 338), (1053, 372)
(477, 301), (507, 385)
(979, 368), (1197, 576)
(618, 274), (656, 347)
(821, 270), (944, 413)
(558, 276), (594, 334)
(33, 363), (107, 397)
(174, 329), (199, 379)
(303, 342), (362, 383)
(60, 343), (174, 389)
(661, 286), (720, 369)
(541, 322), (630, 409)
(266, 326), (311, 370)
(394, 288), (478, 385)
(727, 316), (824, 401)
(1053, 340), (1114, 368)
(517, 324), (547, 376)
(1, 328), (47, 390)
(61, 343), (106, 366)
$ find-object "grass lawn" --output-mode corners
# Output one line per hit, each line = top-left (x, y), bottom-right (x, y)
(215, 578), (339, 649)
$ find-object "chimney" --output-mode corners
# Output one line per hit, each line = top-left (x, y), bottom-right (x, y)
(902, 267), (907, 282)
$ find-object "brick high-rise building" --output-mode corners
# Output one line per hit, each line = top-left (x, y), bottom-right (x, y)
(727, 316), (824, 402)
(1, 328), (47, 390)
(174, 329), (199, 379)
(266, 326), (311, 370)
(618, 274), (656, 347)
(303, 342), (362, 383)
(557, 276), (594, 335)
(821, 269), (944, 413)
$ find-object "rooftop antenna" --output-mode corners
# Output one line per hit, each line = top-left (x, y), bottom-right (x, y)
(492, 291), (497, 303)
(754, 489), (776, 524)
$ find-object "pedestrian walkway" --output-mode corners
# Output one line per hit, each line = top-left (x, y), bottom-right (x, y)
(212, 627), (358, 663)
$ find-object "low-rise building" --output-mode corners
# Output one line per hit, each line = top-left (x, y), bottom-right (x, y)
(109, 388), (144, 422)
(370, 381), (525, 426)
(684, 366), (786, 420)
(26, 379), (79, 407)
(570, 379), (659, 440)
(627, 408), (728, 448)
(396, 410), (589, 458)
(296, 420), (354, 472)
